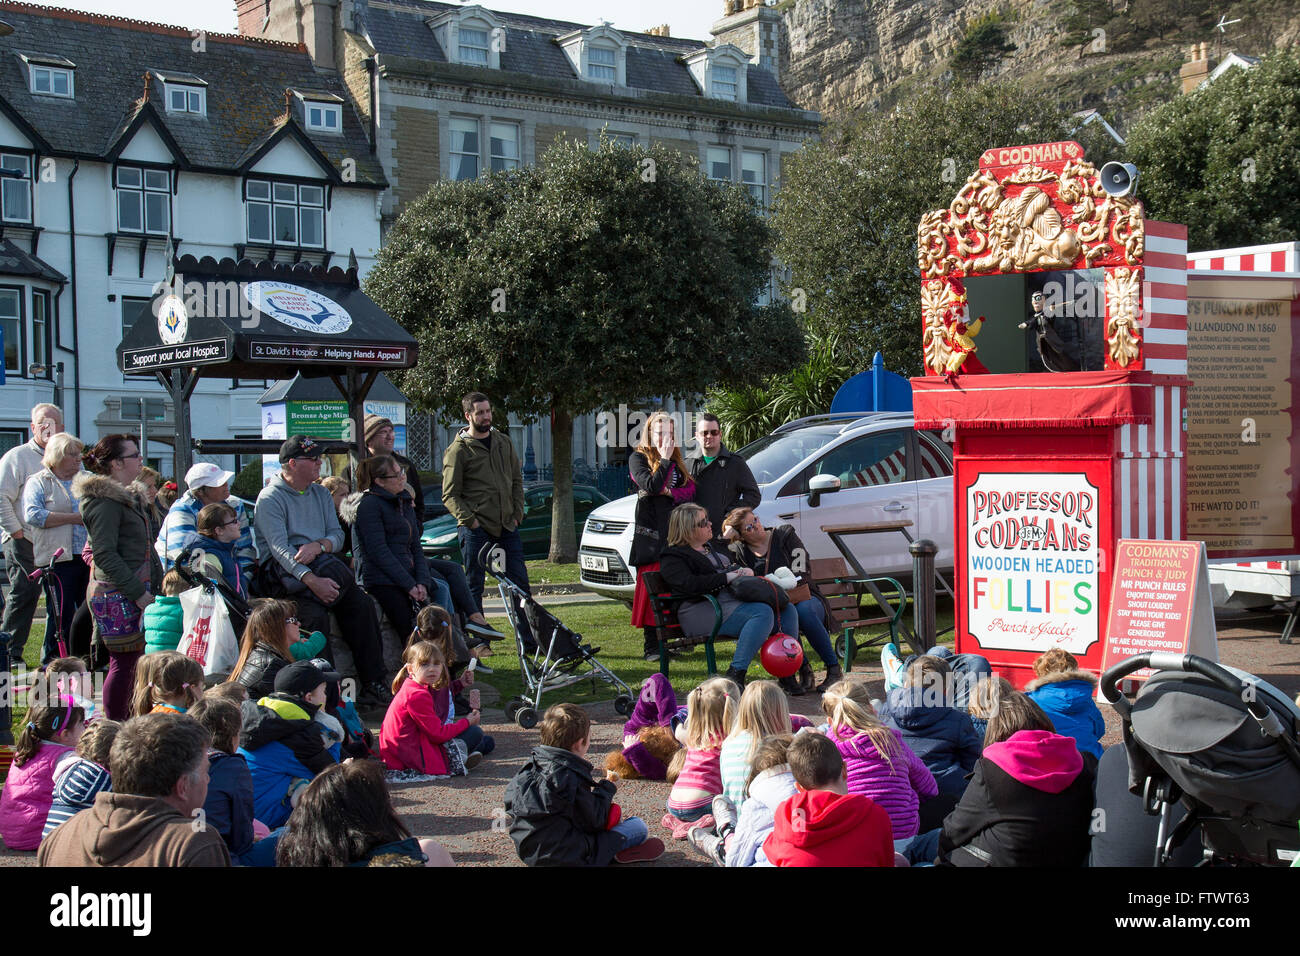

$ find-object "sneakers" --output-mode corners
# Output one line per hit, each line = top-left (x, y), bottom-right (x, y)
(687, 826), (726, 865)
(817, 664), (844, 694)
(464, 751), (483, 772)
(473, 662), (494, 675)
(466, 620), (506, 641)
(711, 795), (738, 838)
(881, 643), (906, 692)
(615, 837), (665, 864)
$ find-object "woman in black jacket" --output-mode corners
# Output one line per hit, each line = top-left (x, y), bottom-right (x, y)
(722, 507), (842, 693)
(658, 503), (798, 689)
(349, 454), (433, 643)
(628, 412), (695, 660)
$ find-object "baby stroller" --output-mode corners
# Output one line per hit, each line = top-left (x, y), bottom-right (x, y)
(1101, 651), (1300, 866)
(491, 550), (633, 729)
(174, 544), (253, 639)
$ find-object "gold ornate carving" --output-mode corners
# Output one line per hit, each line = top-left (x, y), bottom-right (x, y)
(970, 185), (1082, 274)
(1105, 267), (1142, 367)
(1004, 164), (1056, 184)
(921, 279), (955, 373)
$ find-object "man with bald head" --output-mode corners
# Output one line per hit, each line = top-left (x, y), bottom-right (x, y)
(0, 403), (63, 667)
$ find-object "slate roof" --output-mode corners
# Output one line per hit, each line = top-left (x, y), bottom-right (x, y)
(360, 0), (799, 111)
(0, 3), (386, 186)
(0, 238), (65, 282)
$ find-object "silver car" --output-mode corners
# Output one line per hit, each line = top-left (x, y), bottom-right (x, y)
(578, 412), (955, 604)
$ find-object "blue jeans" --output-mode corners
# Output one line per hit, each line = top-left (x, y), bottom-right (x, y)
(895, 827), (941, 866)
(903, 646), (993, 710)
(239, 826), (286, 868)
(428, 558), (477, 618)
(794, 598), (837, 668)
(459, 525), (532, 646)
(721, 602), (799, 671)
(457, 723), (495, 756)
(427, 576), (453, 615)
(611, 815), (649, 851)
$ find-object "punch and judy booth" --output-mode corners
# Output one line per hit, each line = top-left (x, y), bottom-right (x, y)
(910, 142), (1189, 686)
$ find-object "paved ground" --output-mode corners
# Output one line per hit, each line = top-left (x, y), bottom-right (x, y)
(3, 606), (1295, 867)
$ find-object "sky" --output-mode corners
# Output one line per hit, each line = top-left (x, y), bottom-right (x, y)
(21, 0), (731, 41)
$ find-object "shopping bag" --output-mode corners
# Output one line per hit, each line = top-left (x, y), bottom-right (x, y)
(178, 586), (240, 677)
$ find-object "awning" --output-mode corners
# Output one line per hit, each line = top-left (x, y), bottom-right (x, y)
(116, 254), (417, 380)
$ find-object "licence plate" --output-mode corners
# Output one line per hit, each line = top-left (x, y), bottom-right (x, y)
(581, 554), (609, 572)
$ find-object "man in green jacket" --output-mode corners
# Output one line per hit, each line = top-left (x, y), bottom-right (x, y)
(442, 392), (533, 647)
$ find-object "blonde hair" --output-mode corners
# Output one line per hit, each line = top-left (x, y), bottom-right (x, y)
(667, 502), (707, 547)
(634, 411), (690, 476)
(728, 680), (790, 762)
(1033, 648), (1078, 678)
(983, 692), (1055, 747)
(42, 432), (83, 470)
(820, 680), (901, 768)
(682, 676), (740, 750)
(161, 569), (188, 597)
(131, 651), (204, 716)
(393, 640), (446, 695)
(968, 676), (1013, 720)
(318, 476), (350, 497)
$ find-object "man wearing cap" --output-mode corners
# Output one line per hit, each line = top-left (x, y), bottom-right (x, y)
(156, 461), (256, 574)
(0, 403), (64, 666)
(253, 436), (390, 709)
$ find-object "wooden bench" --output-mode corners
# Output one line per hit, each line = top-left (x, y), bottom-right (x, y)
(643, 569), (727, 677)
(808, 557), (909, 671)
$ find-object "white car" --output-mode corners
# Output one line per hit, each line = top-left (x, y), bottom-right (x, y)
(578, 412), (955, 604)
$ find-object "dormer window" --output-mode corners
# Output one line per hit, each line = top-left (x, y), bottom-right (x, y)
(306, 103), (342, 132)
(459, 27), (490, 65)
(429, 6), (504, 70)
(712, 65), (738, 101)
(167, 85), (205, 115)
(683, 45), (749, 105)
(32, 65), (72, 97)
(558, 26), (627, 86)
(588, 46), (616, 81)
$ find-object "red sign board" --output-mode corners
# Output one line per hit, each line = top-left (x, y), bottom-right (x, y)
(1100, 539), (1217, 684)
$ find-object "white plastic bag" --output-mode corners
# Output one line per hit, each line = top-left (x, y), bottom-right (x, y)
(178, 586), (240, 678)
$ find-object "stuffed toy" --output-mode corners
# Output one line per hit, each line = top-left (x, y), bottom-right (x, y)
(603, 673), (685, 781)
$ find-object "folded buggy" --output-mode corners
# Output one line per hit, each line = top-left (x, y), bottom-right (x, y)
(1101, 651), (1300, 866)
(493, 566), (632, 730)
(174, 544), (253, 638)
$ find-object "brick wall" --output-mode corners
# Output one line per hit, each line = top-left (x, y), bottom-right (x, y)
(393, 107), (440, 209)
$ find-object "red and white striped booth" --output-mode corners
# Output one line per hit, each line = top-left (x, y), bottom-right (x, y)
(910, 142), (1189, 686)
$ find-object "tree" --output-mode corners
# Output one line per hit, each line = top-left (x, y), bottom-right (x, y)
(1127, 51), (1300, 251)
(771, 83), (1080, 376)
(950, 12), (1017, 81)
(365, 137), (804, 561)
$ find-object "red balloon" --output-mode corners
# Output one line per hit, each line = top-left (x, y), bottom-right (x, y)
(760, 633), (804, 678)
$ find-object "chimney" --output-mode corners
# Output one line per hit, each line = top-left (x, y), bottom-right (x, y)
(236, 0), (340, 70)
(711, 0), (783, 81)
(645, 24), (671, 37)
(1180, 41), (1213, 94)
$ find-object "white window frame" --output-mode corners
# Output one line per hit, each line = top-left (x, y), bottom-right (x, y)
(0, 154), (32, 224)
(30, 289), (49, 373)
(30, 65), (73, 98)
(0, 287), (23, 376)
(742, 150), (766, 207)
(458, 26), (491, 65)
(488, 122), (520, 173)
(449, 117), (480, 181)
(587, 45), (616, 82)
(166, 84), (205, 116)
(116, 166), (170, 236)
(712, 64), (738, 101)
(245, 178), (326, 248)
(706, 147), (732, 184)
(304, 102), (342, 133)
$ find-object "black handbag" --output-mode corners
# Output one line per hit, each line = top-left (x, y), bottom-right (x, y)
(728, 574), (790, 610)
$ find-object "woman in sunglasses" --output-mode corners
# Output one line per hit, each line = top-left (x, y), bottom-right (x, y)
(194, 501), (249, 599)
(230, 598), (312, 699)
(659, 502), (799, 689)
(721, 507), (842, 695)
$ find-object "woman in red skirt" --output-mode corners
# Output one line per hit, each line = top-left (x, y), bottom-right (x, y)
(629, 411), (695, 660)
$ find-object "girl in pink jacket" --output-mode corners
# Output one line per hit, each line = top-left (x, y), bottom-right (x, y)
(0, 697), (86, 850)
(379, 641), (494, 776)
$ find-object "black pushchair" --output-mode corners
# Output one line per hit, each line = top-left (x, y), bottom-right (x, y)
(174, 544), (253, 639)
(1102, 652), (1300, 866)
(489, 546), (632, 729)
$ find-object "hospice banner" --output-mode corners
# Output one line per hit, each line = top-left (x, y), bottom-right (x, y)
(967, 472), (1100, 655)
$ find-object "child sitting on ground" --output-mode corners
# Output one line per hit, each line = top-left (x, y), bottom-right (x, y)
(190, 695), (278, 867)
(131, 650), (205, 716)
(207, 682), (250, 705)
(239, 661), (341, 829)
(504, 702), (664, 866)
(968, 675), (1013, 740)
(726, 734), (798, 867)
(0, 698), (86, 851)
(45, 657), (97, 723)
(822, 680), (937, 848)
(194, 502), (248, 598)
(144, 570), (189, 654)
(42, 718), (121, 840)
(719, 680), (795, 809)
(877, 655), (982, 800)
(763, 731), (895, 867)
(664, 676), (739, 839)
(380, 641), (494, 777)
(1025, 648), (1105, 760)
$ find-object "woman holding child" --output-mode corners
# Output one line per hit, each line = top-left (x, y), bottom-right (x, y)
(659, 502), (799, 689)
(721, 507), (842, 694)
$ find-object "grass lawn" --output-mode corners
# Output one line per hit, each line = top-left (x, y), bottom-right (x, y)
(491, 560), (583, 588)
(473, 594), (957, 712)
(5, 614), (50, 745)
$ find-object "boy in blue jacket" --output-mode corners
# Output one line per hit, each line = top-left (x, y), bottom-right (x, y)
(877, 655), (982, 799)
(1025, 648), (1105, 760)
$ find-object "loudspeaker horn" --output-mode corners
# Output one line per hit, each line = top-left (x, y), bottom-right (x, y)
(1100, 162), (1139, 198)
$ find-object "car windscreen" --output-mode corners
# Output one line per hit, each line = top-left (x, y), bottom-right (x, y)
(737, 425), (847, 485)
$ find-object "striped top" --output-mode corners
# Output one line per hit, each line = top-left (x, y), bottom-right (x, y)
(667, 746), (722, 813)
(719, 731), (756, 809)
(42, 755), (112, 841)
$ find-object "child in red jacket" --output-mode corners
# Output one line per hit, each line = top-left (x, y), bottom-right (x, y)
(764, 732), (895, 867)
(380, 641), (494, 776)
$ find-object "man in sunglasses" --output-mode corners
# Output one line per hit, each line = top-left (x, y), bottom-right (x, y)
(686, 412), (760, 545)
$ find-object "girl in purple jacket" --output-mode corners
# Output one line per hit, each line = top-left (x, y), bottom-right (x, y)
(821, 681), (937, 841)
